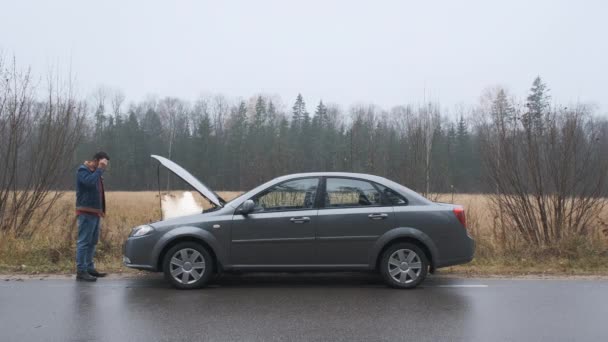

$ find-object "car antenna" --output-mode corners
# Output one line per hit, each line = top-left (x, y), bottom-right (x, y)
(157, 162), (163, 221)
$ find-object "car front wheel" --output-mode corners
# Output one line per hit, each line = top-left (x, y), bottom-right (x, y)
(380, 242), (428, 289)
(163, 242), (213, 289)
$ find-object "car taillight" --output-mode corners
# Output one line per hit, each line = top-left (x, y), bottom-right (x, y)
(453, 207), (466, 228)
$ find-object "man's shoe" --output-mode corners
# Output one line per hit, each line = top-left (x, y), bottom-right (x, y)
(88, 269), (107, 278)
(76, 271), (97, 282)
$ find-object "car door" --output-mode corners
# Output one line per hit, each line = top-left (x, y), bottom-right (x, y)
(315, 177), (395, 266)
(230, 177), (320, 267)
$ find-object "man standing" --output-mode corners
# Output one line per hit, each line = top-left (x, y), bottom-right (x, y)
(75, 152), (110, 281)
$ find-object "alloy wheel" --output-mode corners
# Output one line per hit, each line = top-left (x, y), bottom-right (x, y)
(169, 248), (206, 285)
(387, 249), (422, 284)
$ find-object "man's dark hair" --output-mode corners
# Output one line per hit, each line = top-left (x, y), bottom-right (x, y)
(92, 151), (110, 161)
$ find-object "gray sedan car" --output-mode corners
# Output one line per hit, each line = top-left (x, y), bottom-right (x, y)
(123, 155), (474, 289)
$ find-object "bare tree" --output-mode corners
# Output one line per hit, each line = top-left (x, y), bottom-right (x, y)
(479, 83), (608, 247)
(401, 103), (441, 198)
(210, 94), (229, 137)
(111, 88), (126, 118)
(91, 86), (108, 138)
(158, 97), (188, 190)
(0, 57), (86, 237)
(421, 103), (438, 195)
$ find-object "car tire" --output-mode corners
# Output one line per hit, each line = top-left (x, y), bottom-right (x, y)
(380, 242), (428, 289)
(163, 242), (213, 289)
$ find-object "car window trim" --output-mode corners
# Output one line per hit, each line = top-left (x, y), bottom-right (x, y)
(314, 177), (327, 209)
(248, 207), (318, 214)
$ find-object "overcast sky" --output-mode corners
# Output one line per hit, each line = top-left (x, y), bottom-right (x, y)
(1, 0), (606, 113)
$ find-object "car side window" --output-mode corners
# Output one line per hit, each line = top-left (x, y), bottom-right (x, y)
(375, 184), (408, 205)
(324, 178), (382, 208)
(252, 178), (319, 212)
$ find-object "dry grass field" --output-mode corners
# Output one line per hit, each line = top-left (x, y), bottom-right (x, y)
(1, 191), (607, 275)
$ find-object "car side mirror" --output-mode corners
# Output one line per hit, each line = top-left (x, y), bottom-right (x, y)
(239, 200), (255, 216)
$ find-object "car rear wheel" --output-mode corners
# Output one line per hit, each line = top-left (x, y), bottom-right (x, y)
(163, 242), (213, 289)
(380, 242), (428, 289)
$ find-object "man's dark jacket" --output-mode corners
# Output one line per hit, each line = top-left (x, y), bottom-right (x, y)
(75, 164), (105, 215)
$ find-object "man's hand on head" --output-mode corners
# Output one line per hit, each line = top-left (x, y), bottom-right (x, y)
(98, 158), (108, 170)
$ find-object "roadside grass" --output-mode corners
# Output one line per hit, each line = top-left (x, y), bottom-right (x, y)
(1, 191), (607, 275)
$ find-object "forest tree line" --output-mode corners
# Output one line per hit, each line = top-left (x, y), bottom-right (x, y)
(70, 77), (608, 195)
(76, 89), (486, 193)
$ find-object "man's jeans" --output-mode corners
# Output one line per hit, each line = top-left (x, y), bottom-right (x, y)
(76, 213), (100, 273)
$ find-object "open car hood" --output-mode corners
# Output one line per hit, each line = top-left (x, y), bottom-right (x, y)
(151, 155), (225, 207)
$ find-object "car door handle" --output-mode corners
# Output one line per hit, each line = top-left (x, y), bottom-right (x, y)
(290, 217), (310, 223)
(368, 213), (388, 220)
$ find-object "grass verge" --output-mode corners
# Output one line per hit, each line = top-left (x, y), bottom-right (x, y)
(1, 192), (607, 276)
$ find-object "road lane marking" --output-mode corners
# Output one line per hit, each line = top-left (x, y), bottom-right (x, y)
(428, 284), (488, 288)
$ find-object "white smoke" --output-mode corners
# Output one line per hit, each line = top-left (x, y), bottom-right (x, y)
(161, 191), (203, 219)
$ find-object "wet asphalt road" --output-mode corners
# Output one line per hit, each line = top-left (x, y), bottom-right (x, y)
(1, 273), (607, 342)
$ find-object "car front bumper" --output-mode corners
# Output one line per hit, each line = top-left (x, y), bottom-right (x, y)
(123, 235), (158, 271)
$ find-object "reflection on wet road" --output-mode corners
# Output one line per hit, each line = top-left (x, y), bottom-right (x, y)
(1, 273), (607, 341)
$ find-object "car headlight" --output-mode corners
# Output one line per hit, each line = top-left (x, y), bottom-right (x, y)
(130, 225), (155, 237)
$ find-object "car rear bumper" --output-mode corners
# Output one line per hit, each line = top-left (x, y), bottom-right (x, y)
(436, 234), (475, 268)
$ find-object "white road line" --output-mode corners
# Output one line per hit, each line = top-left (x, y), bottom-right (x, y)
(428, 284), (488, 288)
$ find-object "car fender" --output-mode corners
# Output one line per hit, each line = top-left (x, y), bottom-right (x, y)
(368, 227), (439, 269)
(152, 226), (226, 269)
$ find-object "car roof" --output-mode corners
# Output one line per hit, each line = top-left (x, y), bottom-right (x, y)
(225, 172), (432, 208)
(273, 172), (390, 183)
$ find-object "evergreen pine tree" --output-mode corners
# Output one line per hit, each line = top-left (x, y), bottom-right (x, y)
(524, 76), (550, 133)
(254, 96), (266, 129)
(291, 93), (307, 129)
(313, 100), (327, 128)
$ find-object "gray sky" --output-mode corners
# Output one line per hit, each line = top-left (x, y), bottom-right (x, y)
(1, 0), (606, 112)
